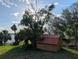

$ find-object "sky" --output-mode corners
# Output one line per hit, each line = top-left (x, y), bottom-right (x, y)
(0, 0), (77, 33)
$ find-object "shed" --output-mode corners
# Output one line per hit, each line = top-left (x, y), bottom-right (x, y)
(37, 35), (62, 52)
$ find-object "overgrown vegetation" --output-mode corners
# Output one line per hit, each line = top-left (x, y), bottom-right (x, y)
(47, 2), (78, 49)
(0, 30), (11, 45)
(0, 1), (77, 50)
(18, 3), (55, 48)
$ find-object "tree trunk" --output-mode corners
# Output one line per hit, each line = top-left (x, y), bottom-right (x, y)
(0, 41), (3, 45)
(13, 31), (19, 45)
(32, 35), (37, 49)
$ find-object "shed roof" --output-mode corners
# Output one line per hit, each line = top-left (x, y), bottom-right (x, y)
(37, 35), (60, 45)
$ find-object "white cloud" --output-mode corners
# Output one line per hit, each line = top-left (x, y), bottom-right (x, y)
(18, 0), (30, 4)
(0, 0), (18, 8)
(14, 4), (18, 7)
(8, 2), (18, 7)
(56, 14), (61, 17)
(0, 27), (4, 31)
(48, 4), (52, 7)
(26, 0), (30, 4)
(12, 13), (20, 17)
(11, 11), (24, 23)
(6, 5), (11, 8)
(12, 10), (25, 17)
(54, 2), (59, 6)
(12, 21), (20, 24)
(0, 26), (11, 33)
(18, 25), (26, 30)
(54, 14), (61, 17)
(0, 0), (11, 8)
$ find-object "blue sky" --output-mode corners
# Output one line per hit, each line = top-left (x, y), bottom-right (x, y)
(0, 0), (77, 33)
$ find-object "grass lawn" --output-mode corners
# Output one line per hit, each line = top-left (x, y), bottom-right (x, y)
(0, 45), (17, 55)
(0, 45), (78, 59)
(62, 47), (78, 54)
(0, 45), (24, 59)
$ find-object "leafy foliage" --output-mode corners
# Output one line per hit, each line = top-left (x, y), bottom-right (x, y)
(11, 24), (17, 32)
(47, 2), (78, 47)
(20, 4), (55, 48)
(11, 24), (18, 45)
(0, 30), (11, 45)
(61, 3), (78, 40)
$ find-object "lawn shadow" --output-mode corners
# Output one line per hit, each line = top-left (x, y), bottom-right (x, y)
(0, 45), (26, 59)
(0, 45), (78, 59)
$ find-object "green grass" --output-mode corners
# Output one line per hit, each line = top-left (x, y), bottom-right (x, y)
(0, 45), (77, 59)
(0, 41), (25, 59)
(0, 45), (25, 59)
(62, 47), (78, 54)
(0, 45), (17, 55)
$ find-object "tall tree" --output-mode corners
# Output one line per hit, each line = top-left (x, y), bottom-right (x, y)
(47, 2), (78, 47)
(61, 2), (78, 47)
(20, 3), (54, 48)
(11, 24), (18, 45)
(11, 24), (17, 33)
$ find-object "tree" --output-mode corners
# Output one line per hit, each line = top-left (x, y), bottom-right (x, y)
(11, 24), (18, 45)
(0, 32), (3, 45)
(1, 30), (11, 44)
(17, 28), (33, 48)
(20, 10), (43, 48)
(20, 3), (55, 48)
(47, 2), (78, 48)
(17, 28), (32, 42)
(11, 24), (17, 33)
(61, 2), (78, 47)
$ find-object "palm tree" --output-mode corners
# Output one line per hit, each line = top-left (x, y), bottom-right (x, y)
(11, 24), (17, 34)
(11, 24), (18, 45)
